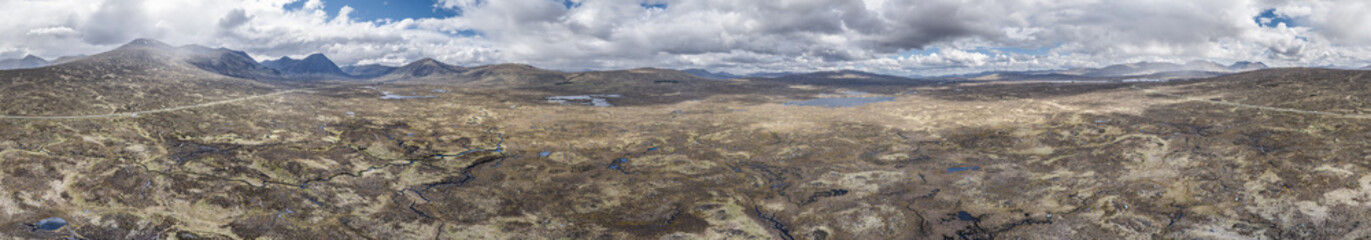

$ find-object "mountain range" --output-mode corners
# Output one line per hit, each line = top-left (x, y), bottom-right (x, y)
(0, 55), (48, 70)
(682, 69), (801, 79)
(0, 38), (277, 115)
(0, 38), (1284, 88)
(261, 53), (351, 79)
(180, 45), (282, 80)
(940, 60), (1271, 81)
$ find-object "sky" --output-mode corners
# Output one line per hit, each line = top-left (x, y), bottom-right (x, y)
(1, 0), (1370, 77)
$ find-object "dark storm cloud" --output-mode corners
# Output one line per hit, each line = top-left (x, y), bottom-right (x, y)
(867, 1), (994, 52)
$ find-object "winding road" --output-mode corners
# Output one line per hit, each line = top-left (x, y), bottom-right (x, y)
(0, 89), (307, 120)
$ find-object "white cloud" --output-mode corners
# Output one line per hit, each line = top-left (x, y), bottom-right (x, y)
(303, 0), (324, 10)
(0, 0), (1369, 75)
(26, 27), (78, 36)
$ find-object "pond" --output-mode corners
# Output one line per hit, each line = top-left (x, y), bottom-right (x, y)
(547, 94), (622, 107)
(947, 166), (980, 173)
(30, 217), (67, 231)
(381, 92), (436, 99)
(818, 91), (873, 97)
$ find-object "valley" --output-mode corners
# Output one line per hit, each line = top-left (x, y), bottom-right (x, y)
(2, 40), (1371, 240)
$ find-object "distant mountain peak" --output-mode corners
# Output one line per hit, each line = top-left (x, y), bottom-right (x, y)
(260, 53), (349, 79)
(403, 58), (450, 66)
(342, 64), (397, 78)
(1185, 60), (1226, 68)
(390, 58), (463, 78)
(183, 47), (281, 80)
(1228, 61), (1269, 71)
(0, 54), (51, 70)
(303, 53), (330, 60)
(121, 38), (173, 49)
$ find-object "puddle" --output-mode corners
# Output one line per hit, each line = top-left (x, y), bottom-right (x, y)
(29, 217), (67, 231)
(547, 94), (621, 107)
(539, 151), (552, 158)
(1121, 78), (1168, 83)
(608, 158), (629, 174)
(947, 166), (980, 173)
(784, 97), (895, 108)
(818, 91), (873, 97)
(431, 89), (448, 93)
(956, 211), (978, 221)
(381, 92), (436, 100)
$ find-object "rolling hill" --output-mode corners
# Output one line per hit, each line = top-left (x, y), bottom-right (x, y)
(950, 60), (1271, 81)
(384, 58), (466, 79)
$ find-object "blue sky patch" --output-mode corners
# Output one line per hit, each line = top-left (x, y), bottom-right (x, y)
(285, 0), (459, 22)
(641, 3), (668, 10)
(894, 47), (941, 58)
(441, 29), (483, 38)
(1254, 9), (1298, 28)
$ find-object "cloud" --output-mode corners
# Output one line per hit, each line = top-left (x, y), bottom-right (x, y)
(218, 9), (251, 29)
(303, 0), (325, 10)
(81, 0), (155, 45)
(1, 0), (1370, 74)
(26, 27), (78, 37)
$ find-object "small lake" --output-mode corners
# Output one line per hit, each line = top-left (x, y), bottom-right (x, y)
(784, 97), (895, 108)
(947, 166), (980, 173)
(381, 92), (436, 100)
(31, 217), (67, 231)
(818, 91), (873, 97)
(547, 94), (621, 107)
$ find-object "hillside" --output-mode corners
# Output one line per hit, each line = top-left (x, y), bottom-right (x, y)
(949, 60), (1272, 81)
(383, 58), (466, 79)
(180, 45), (282, 80)
(341, 64), (397, 78)
(0, 39), (278, 116)
(261, 53), (351, 79)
